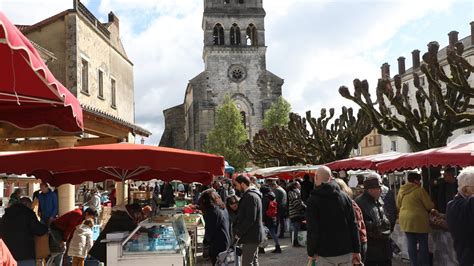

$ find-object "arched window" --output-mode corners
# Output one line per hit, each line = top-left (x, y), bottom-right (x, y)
(240, 111), (247, 128)
(246, 24), (258, 46)
(238, 0), (244, 3)
(230, 24), (241, 46)
(213, 24), (225, 45)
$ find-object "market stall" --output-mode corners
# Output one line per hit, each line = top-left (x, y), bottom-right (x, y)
(0, 12), (83, 133)
(104, 214), (193, 266)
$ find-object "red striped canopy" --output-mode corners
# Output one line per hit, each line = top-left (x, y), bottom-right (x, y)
(325, 151), (405, 171)
(376, 141), (474, 174)
(0, 12), (83, 132)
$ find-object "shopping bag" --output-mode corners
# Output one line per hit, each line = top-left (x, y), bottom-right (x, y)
(297, 231), (307, 246)
(35, 234), (50, 259)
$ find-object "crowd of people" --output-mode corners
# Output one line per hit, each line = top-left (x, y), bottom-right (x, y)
(0, 165), (473, 266)
(197, 166), (474, 266)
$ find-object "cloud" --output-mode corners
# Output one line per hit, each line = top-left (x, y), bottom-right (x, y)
(1, 0), (463, 146)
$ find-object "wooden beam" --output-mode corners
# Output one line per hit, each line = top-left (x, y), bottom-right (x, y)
(83, 114), (130, 139)
(0, 139), (58, 151)
(77, 137), (120, 146)
(0, 122), (77, 139)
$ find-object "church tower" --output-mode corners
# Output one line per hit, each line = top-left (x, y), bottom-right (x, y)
(160, 0), (283, 151)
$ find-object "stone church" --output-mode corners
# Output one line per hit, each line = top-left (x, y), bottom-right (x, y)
(160, 0), (283, 151)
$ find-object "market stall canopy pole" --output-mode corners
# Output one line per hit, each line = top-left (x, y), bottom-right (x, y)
(0, 12), (83, 132)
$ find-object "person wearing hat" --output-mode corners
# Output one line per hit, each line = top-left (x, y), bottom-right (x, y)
(397, 172), (435, 266)
(355, 173), (392, 265)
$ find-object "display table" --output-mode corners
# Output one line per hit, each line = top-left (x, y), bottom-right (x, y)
(392, 224), (459, 265)
(104, 214), (193, 266)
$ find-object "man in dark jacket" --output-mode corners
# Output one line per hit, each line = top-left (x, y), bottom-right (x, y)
(89, 204), (143, 264)
(300, 173), (313, 203)
(270, 181), (287, 238)
(438, 167), (458, 213)
(355, 174), (392, 265)
(0, 197), (48, 265)
(446, 167), (474, 266)
(233, 175), (264, 266)
(306, 166), (361, 265)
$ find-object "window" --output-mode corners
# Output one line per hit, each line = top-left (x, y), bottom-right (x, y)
(213, 24), (225, 45)
(111, 78), (116, 108)
(98, 70), (104, 98)
(224, 0), (230, 4)
(246, 24), (258, 46)
(230, 24), (241, 45)
(419, 76), (425, 86)
(240, 111), (246, 128)
(238, 0), (244, 3)
(81, 59), (89, 94)
(391, 140), (397, 151)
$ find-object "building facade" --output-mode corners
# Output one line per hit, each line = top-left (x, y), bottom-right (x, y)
(19, 0), (142, 143)
(160, 0), (284, 151)
(380, 22), (474, 153)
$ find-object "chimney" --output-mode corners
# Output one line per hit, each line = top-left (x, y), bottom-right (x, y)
(381, 63), (390, 78)
(108, 12), (119, 29)
(470, 21), (474, 45)
(448, 31), (459, 46)
(412, 49), (420, 69)
(397, 56), (406, 75)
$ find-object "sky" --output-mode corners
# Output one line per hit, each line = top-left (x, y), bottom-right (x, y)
(1, 0), (473, 145)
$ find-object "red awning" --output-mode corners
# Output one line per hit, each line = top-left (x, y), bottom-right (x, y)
(0, 12), (83, 132)
(325, 151), (406, 171)
(0, 143), (224, 185)
(376, 141), (474, 174)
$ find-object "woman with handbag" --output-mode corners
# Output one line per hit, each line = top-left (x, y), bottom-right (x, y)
(397, 172), (435, 266)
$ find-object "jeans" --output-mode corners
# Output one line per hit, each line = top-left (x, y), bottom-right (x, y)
(365, 261), (392, 266)
(277, 211), (285, 236)
(290, 218), (301, 245)
(267, 225), (280, 246)
(17, 260), (36, 266)
(318, 253), (352, 266)
(406, 232), (429, 266)
(241, 242), (259, 266)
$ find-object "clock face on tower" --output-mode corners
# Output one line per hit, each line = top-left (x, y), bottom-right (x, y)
(228, 64), (247, 83)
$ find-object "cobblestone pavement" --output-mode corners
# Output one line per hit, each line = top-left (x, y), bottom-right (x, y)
(196, 236), (410, 266)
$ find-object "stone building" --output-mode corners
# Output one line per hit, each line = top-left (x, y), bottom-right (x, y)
(17, 0), (148, 144)
(380, 22), (474, 153)
(160, 0), (284, 151)
(1, 1), (150, 213)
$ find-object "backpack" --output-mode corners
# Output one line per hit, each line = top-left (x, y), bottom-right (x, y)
(266, 200), (278, 218)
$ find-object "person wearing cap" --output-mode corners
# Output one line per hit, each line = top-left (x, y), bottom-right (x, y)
(446, 167), (474, 266)
(397, 172), (435, 266)
(355, 173), (392, 265)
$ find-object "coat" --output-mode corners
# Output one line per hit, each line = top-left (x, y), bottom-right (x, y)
(355, 192), (392, 262)
(262, 191), (277, 227)
(51, 208), (84, 241)
(38, 190), (58, 224)
(68, 224), (93, 258)
(203, 207), (231, 260)
(306, 180), (360, 257)
(446, 193), (474, 266)
(89, 206), (137, 264)
(397, 183), (434, 233)
(233, 187), (264, 244)
(0, 203), (48, 261)
(288, 188), (305, 220)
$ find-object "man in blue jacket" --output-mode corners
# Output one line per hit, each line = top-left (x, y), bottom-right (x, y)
(233, 175), (264, 265)
(447, 167), (474, 266)
(38, 182), (58, 225)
